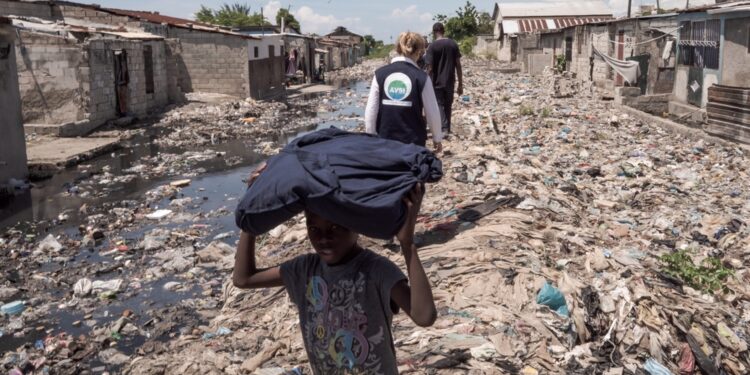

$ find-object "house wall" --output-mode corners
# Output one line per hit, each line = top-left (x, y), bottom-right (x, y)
(722, 16), (750, 87)
(541, 33), (564, 58)
(473, 35), (500, 59)
(286, 36), (312, 79)
(0, 0), (62, 19)
(246, 37), (285, 99)
(674, 66), (689, 102)
(164, 39), (183, 102)
(674, 12), (725, 108)
(57, 4), (139, 28)
(497, 35), (511, 61)
(248, 35), (284, 60)
(86, 39), (157, 124)
(58, 4), (251, 98)
(0, 22), (28, 186)
(143, 40), (169, 109)
(247, 55), (285, 99)
(14, 31), (87, 125)
(593, 27), (611, 81)
(517, 33), (543, 72)
(165, 28), (249, 97)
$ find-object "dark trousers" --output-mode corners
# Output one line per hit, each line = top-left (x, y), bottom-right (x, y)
(434, 87), (454, 133)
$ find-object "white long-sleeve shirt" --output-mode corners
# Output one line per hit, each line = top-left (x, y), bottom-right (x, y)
(364, 56), (443, 143)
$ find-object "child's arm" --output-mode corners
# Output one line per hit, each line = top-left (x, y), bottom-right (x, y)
(234, 162), (283, 289)
(391, 184), (437, 327)
(233, 231), (283, 288)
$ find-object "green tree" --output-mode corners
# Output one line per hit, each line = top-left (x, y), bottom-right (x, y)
(195, 5), (215, 23)
(477, 11), (494, 35)
(363, 35), (378, 55)
(195, 3), (268, 27)
(276, 8), (301, 32)
(432, 1), (490, 56)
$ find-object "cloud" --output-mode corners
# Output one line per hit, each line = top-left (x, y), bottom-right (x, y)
(263, 1), (282, 18)
(391, 5), (433, 22)
(294, 5), (365, 35)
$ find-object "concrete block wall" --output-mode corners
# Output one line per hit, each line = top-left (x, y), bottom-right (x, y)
(473, 36), (500, 59)
(0, 0), (62, 19)
(0, 23), (28, 186)
(58, 5), (139, 29)
(167, 28), (248, 97)
(86, 39), (155, 124)
(143, 40), (168, 109)
(722, 17), (750, 87)
(14, 30), (87, 125)
(591, 27), (611, 83)
(164, 39), (183, 103)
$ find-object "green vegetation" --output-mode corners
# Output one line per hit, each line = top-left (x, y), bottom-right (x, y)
(366, 44), (394, 60)
(540, 108), (552, 118)
(458, 36), (477, 57)
(196, 3), (269, 27)
(555, 55), (566, 72)
(276, 8), (300, 32)
(363, 35), (386, 56)
(660, 250), (734, 293)
(519, 105), (535, 116)
(434, 1), (493, 58)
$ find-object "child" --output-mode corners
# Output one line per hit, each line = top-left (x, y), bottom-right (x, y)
(365, 32), (443, 154)
(233, 163), (437, 374)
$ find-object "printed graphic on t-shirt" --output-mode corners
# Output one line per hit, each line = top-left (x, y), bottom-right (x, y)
(303, 273), (388, 374)
(383, 72), (413, 107)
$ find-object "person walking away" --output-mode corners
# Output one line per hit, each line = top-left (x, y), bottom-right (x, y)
(233, 163), (437, 375)
(425, 22), (463, 136)
(364, 32), (442, 153)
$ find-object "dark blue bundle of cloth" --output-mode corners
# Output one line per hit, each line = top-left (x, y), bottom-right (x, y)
(235, 128), (443, 239)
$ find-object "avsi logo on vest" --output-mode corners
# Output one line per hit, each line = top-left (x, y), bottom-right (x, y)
(383, 73), (413, 107)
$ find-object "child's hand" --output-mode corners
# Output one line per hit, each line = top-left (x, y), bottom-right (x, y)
(246, 162), (267, 187)
(397, 184), (424, 247)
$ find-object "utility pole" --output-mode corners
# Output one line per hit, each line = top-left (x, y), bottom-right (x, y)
(656, 0), (661, 13)
(627, 0), (632, 18)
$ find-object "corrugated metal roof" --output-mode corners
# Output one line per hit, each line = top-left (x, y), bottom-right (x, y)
(496, 1), (613, 18)
(101, 7), (260, 39)
(103, 8), (214, 28)
(505, 16), (613, 34)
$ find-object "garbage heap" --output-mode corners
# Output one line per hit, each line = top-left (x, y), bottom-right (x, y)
(325, 59), (383, 83)
(2, 58), (748, 375)
(120, 59), (750, 374)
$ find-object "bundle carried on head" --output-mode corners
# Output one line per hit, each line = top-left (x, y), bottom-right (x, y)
(235, 128), (443, 239)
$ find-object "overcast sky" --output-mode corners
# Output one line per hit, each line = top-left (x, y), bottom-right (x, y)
(82, 0), (714, 42)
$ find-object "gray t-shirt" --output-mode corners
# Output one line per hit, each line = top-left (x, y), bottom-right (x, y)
(281, 249), (407, 375)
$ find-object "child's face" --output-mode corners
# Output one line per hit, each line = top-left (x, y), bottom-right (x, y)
(305, 211), (359, 265)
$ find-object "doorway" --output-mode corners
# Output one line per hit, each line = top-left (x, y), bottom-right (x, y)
(113, 50), (129, 115)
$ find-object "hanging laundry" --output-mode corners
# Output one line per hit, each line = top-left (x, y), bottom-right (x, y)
(592, 45), (641, 85)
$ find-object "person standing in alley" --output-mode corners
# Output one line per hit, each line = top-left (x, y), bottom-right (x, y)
(365, 32), (443, 153)
(425, 22), (463, 137)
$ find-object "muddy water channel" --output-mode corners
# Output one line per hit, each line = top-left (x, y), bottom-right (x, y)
(0, 80), (368, 372)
